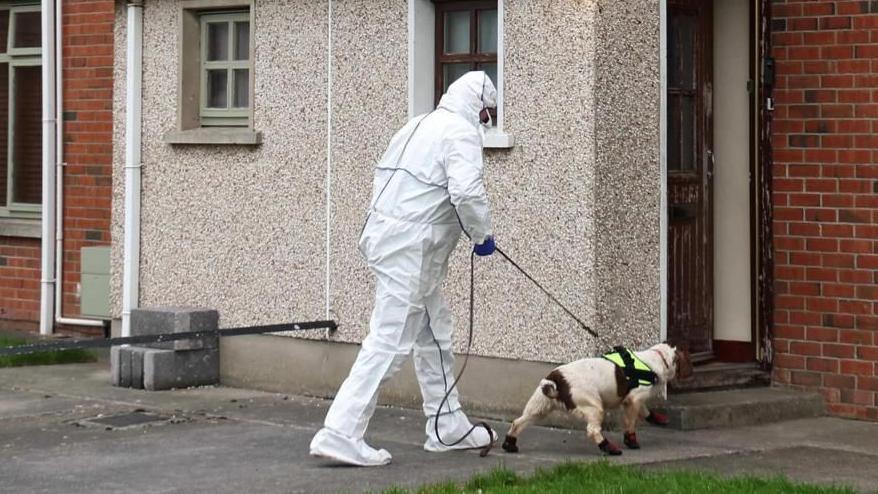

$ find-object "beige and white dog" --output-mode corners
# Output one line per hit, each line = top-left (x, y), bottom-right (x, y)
(502, 343), (693, 455)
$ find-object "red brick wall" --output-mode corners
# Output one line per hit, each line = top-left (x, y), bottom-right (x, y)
(0, 0), (113, 330)
(0, 237), (41, 322)
(60, 0), (114, 319)
(771, 0), (878, 421)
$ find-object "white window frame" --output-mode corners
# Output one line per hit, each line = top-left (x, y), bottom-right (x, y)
(0, 3), (43, 219)
(408, 0), (513, 149)
(8, 4), (41, 57)
(7, 57), (42, 215)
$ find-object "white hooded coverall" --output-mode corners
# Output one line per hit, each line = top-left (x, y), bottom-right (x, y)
(310, 72), (497, 466)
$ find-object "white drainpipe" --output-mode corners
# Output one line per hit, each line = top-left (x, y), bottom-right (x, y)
(53, 0), (103, 328)
(122, 0), (143, 337)
(324, 0), (332, 336)
(39, 0), (57, 335)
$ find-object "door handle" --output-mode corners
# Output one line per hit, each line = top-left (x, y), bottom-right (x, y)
(706, 149), (715, 180)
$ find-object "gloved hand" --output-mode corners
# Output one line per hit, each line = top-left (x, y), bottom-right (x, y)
(473, 236), (496, 257)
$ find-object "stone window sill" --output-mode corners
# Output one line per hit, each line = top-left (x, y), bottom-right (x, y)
(0, 217), (41, 238)
(483, 129), (514, 149)
(163, 127), (262, 146)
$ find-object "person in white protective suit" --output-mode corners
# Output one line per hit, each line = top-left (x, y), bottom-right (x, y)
(309, 71), (499, 466)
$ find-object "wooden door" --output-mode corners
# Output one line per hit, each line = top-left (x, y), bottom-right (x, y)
(667, 0), (714, 355)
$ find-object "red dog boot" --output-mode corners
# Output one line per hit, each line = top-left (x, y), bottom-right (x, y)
(623, 432), (640, 449)
(598, 438), (623, 456)
(645, 411), (670, 426)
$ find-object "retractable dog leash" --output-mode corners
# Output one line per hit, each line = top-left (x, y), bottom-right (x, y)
(494, 246), (597, 338)
(428, 245), (597, 457)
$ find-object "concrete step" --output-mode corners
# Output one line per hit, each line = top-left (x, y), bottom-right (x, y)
(652, 387), (825, 431)
(498, 387), (824, 433)
(670, 362), (771, 393)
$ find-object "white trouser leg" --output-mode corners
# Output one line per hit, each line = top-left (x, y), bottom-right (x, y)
(322, 281), (426, 437)
(322, 344), (409, 438)
(415, 290), (495, 452)
(312, 264), (428, 465)
(413, 289), (461, 417)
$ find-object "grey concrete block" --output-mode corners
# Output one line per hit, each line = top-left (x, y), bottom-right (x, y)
(117, 346), (132, 388)
(110, 346), (121, 387)
(143, 348), (219, 391)
(130, 347), (148, 390)
(130, 307), (219, 351)
(111, 346), (150, 389)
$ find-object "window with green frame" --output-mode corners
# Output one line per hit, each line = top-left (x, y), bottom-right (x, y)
(200, 11), (250, 127)
(0, 2), (42, 218)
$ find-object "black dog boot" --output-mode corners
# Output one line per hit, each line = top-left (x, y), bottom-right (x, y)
(502, 435), (519, 453)
(598, 438), (623, 456)
(646, 411), (670, 426)
(623, 432), (640, 449)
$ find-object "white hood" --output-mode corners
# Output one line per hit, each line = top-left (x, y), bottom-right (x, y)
(437, 71), (498, 129)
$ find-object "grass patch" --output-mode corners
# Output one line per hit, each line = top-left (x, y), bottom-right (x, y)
(0, 335), (97, 368)
(383, 461), (857, 494)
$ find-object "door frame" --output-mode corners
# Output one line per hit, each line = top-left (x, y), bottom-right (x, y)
(659, 0), (772, 364)
(754, 0), (774, 368)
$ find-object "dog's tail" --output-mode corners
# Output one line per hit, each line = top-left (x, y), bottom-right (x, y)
(540, 378), (559, 399)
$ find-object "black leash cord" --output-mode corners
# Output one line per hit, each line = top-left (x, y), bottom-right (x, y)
(495, 246), (598, 339)
(428, 251), (494, 457)
(428, 245), (599, 457)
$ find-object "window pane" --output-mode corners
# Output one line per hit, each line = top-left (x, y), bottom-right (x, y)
(477, 9), (497, 54)
(669, 13), (695, 90)
(443, 63), (470, 93)
(13, 11), (41, 49)
(0, 64), (8, 205)
(477, 62), (497, 89)
(680, 15), (695, 90)
(207, 22), (229, 61)
(667, 94), (681, 171)
(680, 96), (695, 171)
(667, 15), (678, 88)
(234, 21), (249, 61)
(444, 11), (470, 54)
(207, 69), (228, 108)
(233, 69), (249, 108)
(0, 11), (9, 53)
(12, 65), (42, 204)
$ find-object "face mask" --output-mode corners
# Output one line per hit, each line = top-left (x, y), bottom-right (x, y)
(479, 108), (493, 128)
(478, 73), (494, 141)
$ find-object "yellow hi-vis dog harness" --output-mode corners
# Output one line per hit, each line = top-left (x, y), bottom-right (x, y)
(602, 346), (658, 392)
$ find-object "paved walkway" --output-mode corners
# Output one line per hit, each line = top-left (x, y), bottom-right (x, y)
(1, 362), (877, 493)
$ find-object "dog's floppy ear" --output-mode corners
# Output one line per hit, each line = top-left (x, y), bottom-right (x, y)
(674, 347), (694, 380)
(677, 341), (691, 352)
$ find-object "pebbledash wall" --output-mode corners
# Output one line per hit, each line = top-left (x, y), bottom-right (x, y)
(111, 0), (660, 407)
(770, 0), (878, 422)
(0, 0), (113, 331)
